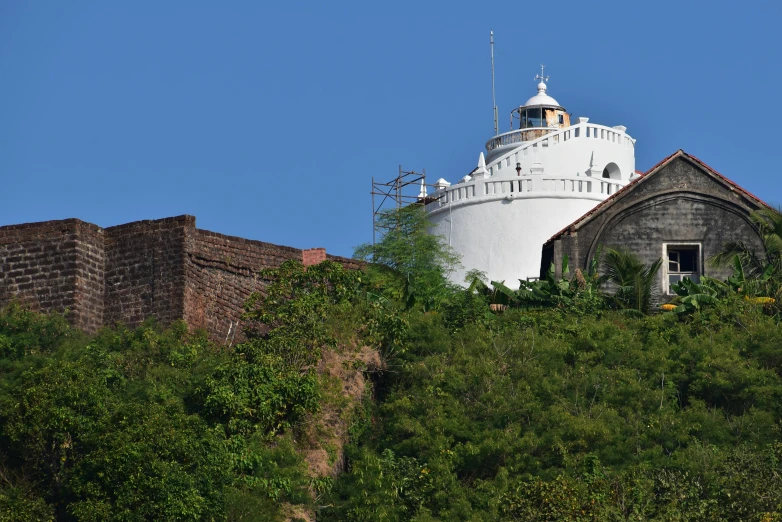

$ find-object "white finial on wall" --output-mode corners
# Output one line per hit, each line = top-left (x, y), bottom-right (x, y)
(434, 178), (451, 191)
(418, 178), (427, 199)
(476, 152), (489, 178)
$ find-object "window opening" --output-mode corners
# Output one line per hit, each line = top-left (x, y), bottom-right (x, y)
(524, 108), (543, 128)
(666, 245), (700, 293)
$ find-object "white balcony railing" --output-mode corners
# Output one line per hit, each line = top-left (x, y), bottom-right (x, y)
(486, 121), (634, 154)
(425, 122), (634, 213)
(425, 177), (627, 212)
(485, 127), (558, 152)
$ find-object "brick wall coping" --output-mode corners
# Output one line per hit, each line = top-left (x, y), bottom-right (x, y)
(105, 215), (196, 234)
(194, 228), (303, 254)
(0, 219), (103, 242)
(326, 253), (362, 264)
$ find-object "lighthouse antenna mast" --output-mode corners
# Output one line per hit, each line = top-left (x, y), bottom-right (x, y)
(490, 30), (498, 136)
(535, 63), (549, 83)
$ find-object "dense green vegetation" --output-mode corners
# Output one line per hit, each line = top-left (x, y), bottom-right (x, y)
(325, 303), (782, 521)
(0, 261), (358, 522)
(2, 205), (782, 520)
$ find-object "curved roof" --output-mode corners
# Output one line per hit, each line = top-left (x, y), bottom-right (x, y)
(523, 81), (561, 107)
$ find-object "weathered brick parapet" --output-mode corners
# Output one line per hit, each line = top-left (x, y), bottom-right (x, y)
(0, 215), (363, 340)
(183, 226), (305, 343)
(0, 219), (105, 333)
(326, 253), (365, 271)
(103, 215), (193, 331)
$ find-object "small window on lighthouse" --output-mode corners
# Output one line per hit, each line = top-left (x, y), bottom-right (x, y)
(525, 108), (543, 128)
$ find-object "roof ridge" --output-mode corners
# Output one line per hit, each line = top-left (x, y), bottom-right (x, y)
(543, 150), (768, 245)
(681, 152), (771, 209)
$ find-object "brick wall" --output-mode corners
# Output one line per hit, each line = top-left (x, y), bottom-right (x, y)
(103, 216), (191, 329)
(326, 253), (365, 271)
(0, 219), (105, 332)
(183, 228), (303, 343)
(71, 223), (105, 333)
(0, 215), (363, 340)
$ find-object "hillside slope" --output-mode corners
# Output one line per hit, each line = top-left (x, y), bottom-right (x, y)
(2, 257), (782, 520)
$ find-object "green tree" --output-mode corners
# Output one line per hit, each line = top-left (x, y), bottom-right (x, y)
(354, 205), (460, 311)
(66, 403), (230, 522)
(600, 247), (662, 314)
(201, 260), (358, 439)
(0, 487), (55, 522)
(0, 334), (232, 521)
(711, 207), (782, 279)
(711, 208), (782, 307)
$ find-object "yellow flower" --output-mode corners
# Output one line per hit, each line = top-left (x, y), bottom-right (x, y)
(660, 303), (677, 311)
(745, 296), (776, 304)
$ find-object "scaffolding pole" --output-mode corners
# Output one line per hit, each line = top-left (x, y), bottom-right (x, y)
(370, 166), (441, 244)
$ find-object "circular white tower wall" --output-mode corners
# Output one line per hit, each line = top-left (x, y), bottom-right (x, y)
(429, 192), (603, 286)
(485, 124), (635, 182)
(427, 121), (635, 286)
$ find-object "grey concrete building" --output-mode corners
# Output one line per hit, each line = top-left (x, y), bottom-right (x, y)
(541, 150), (770, 297)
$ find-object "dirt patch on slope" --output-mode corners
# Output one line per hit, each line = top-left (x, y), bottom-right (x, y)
(302, 345), (383, 479)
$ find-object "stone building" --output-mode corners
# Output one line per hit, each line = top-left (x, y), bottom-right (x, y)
(541, 150), (769, 297)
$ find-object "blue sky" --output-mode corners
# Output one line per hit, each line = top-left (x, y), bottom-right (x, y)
(2, 1), (780, 257)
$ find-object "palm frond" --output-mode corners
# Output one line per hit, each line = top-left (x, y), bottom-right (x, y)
(490, 280), (519, 305)
(600, 248), (661, 314)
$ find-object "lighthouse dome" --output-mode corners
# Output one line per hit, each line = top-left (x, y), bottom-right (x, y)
(523, 80), (560, 107)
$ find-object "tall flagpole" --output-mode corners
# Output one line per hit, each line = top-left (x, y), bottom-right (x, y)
(491, 30), (498, 136)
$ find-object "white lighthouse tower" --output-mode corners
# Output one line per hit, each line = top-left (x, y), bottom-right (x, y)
(426, 69), (636, 286)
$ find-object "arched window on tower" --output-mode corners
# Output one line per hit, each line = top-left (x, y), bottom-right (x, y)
(602, 162), (621, 180)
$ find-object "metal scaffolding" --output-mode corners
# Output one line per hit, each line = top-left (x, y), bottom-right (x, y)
(371, 166), (440, 244)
